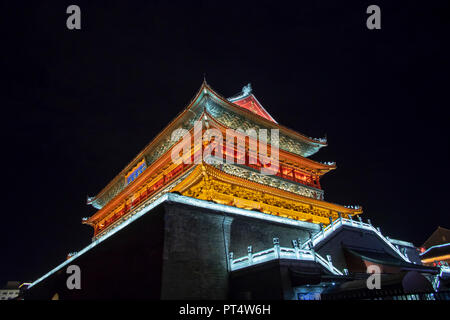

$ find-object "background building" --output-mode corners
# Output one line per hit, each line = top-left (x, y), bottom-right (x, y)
(420, 227), (450, 290)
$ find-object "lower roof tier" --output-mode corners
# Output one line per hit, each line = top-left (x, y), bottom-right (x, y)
(85, 163), (362, 239)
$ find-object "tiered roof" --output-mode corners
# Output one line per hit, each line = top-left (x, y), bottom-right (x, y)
(87, 81), (329, 210)
(84, 81), (361, 239)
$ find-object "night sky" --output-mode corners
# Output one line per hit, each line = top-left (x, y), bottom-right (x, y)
(1, 1), (449, 286)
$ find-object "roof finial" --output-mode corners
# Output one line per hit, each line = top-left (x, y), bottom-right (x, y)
(203, 73), (207, 84)
(242, 83), (252, 95)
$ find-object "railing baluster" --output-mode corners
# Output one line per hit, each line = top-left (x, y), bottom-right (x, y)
(247, 246), (253, 265)
(273, 238), (280, 259)
(292, 240), (299, 259)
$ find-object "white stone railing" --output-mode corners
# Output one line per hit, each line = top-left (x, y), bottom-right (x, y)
(314, 252), (343, 275)
(432, 265), (450, 291)
(440, 265), (450, 273)
(300, 217), (410, 262)
(229, 239), (343, 275)
(439, 265), (450, 278)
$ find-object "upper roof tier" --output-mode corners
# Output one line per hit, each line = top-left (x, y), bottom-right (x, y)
(227, 83), (277, 123)
(87, 81), (328, 210)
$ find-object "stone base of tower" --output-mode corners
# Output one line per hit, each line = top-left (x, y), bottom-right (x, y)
(24, 194), (319, 300)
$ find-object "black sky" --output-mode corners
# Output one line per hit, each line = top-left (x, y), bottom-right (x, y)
(1, 0), (449, 285)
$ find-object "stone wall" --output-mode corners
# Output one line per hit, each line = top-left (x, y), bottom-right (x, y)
(24, 197), (324, 300)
